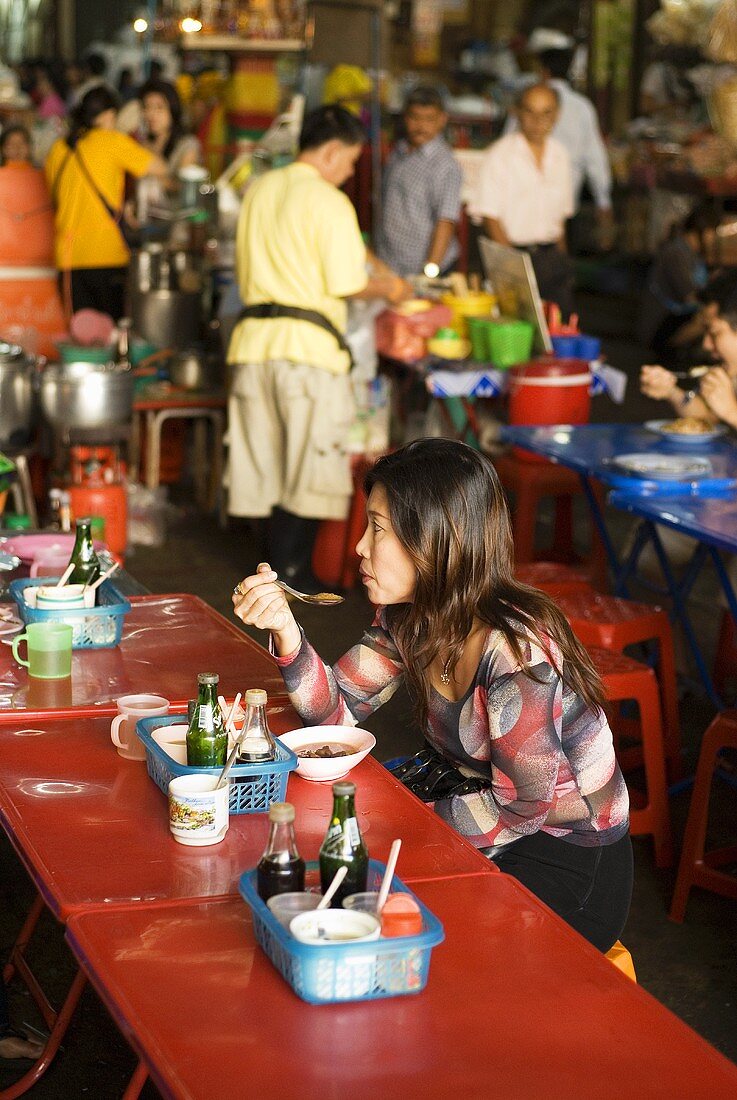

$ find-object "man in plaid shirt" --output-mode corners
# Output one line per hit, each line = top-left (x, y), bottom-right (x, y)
(377, 86), (463, 277)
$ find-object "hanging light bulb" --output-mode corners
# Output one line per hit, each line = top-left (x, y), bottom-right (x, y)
(133, 17), (148, 33)
(180, 17), (203, 34)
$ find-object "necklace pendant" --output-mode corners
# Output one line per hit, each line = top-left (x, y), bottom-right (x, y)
(440, 659), (452, 685)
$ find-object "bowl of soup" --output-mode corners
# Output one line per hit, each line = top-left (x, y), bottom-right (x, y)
(277, 725), (376, 782)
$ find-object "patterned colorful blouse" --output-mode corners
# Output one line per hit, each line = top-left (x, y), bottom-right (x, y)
(274, 608), (630, 851)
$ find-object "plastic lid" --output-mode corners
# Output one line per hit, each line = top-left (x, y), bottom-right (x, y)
(268, 802), (295, 823)
(197, 672), (219, 684)
(380, 894), (423, 937)
(246, 688), (267, 706)
(333, 780), (356, 796)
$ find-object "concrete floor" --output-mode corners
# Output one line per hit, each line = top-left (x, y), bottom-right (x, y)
(2, 285), (737, 1096)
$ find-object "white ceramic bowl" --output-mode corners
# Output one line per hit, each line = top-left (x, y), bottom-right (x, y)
(277, 726), (376, 782)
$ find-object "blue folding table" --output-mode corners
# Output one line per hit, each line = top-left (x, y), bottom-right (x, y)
(500, 424), (737, 708)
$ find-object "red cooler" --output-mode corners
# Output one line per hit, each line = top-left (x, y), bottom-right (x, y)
(508, 357), (592, 463)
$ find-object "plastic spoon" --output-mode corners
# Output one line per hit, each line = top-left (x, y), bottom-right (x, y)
(316, 866), (348, 910)
(84, 561), (121, 593)
(376, 839), (402, 912)
(53, 563), (75, 589)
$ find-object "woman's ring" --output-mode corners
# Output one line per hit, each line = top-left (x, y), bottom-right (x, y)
(233, 583), (243, 596)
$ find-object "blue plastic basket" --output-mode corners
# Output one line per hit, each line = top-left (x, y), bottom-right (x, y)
(239, 859), (445, 1005)
(10, 576), (131, 649)
(136, 714), (298, 815)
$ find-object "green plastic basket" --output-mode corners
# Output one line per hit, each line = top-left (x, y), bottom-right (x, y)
(486, 319), (534, 369)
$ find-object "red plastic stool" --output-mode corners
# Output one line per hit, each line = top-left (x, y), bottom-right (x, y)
(556, 586), (682, 778)
(588, 646), (674, 867)
(493, 451), (608, 584)
(313, 456), (373, 590)
(514, 561), (600, 597)
(669, 711), (737, 922)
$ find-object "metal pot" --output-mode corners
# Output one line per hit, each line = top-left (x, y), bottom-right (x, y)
(129, 287), (202, 350)
(0, 341), (37, 448)
(169, 349), (219, 392)
(37, 361), (134, 433)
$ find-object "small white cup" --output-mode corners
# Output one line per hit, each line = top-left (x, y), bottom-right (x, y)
(152, 723), (189, 766)
(169, 774), (229, 846)
(111, 694), (170, 761)
(35, 583), (90, 610)
(289, 909), (381, 997)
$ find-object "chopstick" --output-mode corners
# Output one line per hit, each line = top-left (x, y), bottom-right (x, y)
(54, 563), (75, 589)
(85, 561), (121, 592)
(668, 365), (712, 380)
(219, 693), (242, 735)
(377, 839), (402, 912)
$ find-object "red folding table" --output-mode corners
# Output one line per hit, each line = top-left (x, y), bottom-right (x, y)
(0, 593), (287, 717)
(65, 875), (737, 1100)
(0, 711), (490, 1096)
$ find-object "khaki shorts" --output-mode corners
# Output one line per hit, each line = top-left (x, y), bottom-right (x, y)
(226, 360), (355, 521)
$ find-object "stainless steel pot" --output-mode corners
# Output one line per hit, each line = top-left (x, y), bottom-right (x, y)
(0, 341), (37, 447)
(130, 288), (202, 350)
(37, 361), (134, 432)
(169, 349), (220, 392)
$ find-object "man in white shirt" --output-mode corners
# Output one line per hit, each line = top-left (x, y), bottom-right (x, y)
(507, 30), (614, 249)
(475, 82), (575, 318)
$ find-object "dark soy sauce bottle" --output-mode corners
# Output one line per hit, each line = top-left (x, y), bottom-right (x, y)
(257, 802), (305, 902)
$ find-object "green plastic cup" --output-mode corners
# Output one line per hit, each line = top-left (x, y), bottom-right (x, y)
(12, 622), (73, 679)
(467, 316), (490, 361)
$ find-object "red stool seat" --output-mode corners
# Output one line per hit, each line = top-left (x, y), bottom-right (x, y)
(556, 587), (681, 778)
(493, 451), (607, 585)
(514, 561), (599, 597)
(587, 645), (673, 868)
(669, 711), (737, 922)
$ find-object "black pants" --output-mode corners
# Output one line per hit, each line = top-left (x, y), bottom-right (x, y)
(64, 266), (127, 321)
(489, 831), (633, 952)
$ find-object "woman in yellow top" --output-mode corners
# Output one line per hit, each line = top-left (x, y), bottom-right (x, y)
(45, 86), (167, 320)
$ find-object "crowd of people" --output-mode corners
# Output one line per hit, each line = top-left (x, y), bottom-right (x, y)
(0, 53), (203, 320)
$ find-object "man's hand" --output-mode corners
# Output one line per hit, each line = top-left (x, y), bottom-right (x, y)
(640, 364), (677, 401)
(700, 367), (737, 427)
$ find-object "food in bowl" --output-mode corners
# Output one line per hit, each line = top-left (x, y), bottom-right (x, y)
(278, 726), (376, 782)
(297, 743), (355, 759)
(660, 417), (715, 435)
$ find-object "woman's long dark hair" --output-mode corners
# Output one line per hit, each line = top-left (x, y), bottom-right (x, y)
(365, 439), (605, 728)
(67, 86), (120, 149)
(140, 79), (185, 161)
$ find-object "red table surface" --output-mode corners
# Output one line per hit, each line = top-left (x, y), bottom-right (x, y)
(0, 713), (491, 920)
(65, 878), (737, 1100)
(0, 593), (287, 717)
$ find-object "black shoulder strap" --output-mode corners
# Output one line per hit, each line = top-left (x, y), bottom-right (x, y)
(237, 302), (355, 369)
(73, 146), (122, 224)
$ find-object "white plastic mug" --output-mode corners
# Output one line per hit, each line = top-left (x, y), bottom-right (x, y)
(111, 694), (169, 760)
(168, 774), (229, 847)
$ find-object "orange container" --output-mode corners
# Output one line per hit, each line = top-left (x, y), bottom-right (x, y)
(69, 484), (127, 558)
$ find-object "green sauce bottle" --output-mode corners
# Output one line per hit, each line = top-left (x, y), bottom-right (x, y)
(186, 672), (227, 767)
(319, 780), (368, 907)
(67, 517), (101, 586)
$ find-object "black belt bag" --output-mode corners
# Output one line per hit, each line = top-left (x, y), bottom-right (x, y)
(237, 302), (355, 370)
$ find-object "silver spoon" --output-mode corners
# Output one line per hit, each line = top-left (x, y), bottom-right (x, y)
(668, 365), (712, 380)
(275, 579), (344, 606)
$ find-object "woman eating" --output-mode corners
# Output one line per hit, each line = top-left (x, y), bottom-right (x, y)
(233, 439), (632, 952)
(139, 79), (201, 176)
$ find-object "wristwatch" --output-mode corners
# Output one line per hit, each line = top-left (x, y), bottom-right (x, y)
(423, 262), (440, 279)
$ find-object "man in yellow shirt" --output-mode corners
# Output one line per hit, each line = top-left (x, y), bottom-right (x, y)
(227, 105), (409, 589)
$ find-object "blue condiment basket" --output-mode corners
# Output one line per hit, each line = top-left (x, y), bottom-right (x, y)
(10, 576), (131, 649)
(239, 859), (445, 1004)
(136, 714), (298, 815)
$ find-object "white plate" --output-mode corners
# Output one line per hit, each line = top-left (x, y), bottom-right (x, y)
(612, 453), (713, 480)
(644, 420), (727, 445)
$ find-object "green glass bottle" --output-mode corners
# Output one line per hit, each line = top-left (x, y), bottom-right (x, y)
(319, 780), (368, 907)
(67, 517), (101, 586)
(186, 673), (227, 767)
